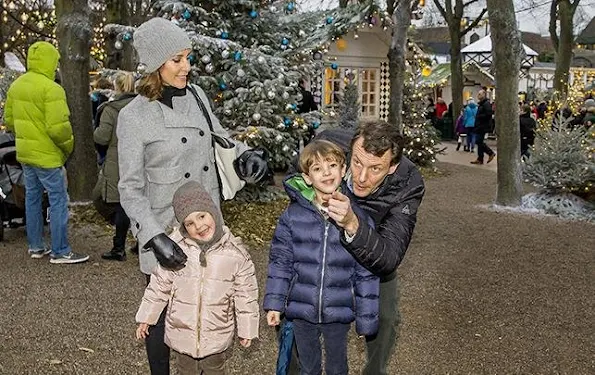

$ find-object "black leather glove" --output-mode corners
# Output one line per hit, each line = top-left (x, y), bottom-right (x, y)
(234, 149), (270, 184)
(144, 233), (187, 270)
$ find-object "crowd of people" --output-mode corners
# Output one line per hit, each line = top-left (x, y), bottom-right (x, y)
(3, 17), (426, 375)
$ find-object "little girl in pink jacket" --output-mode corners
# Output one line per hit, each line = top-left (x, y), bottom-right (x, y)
(135, 181), (259, 374)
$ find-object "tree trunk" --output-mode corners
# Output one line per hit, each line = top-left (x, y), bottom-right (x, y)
(388, 0), (412, 133)
(55, 0), (97, 201)
(487, 0), (523, 206)
(553, 1), (576, 95)
(104, 0), (137, 70)
(449, 27), (463, 135)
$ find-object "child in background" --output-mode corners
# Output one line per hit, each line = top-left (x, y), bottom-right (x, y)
(264, 140), (379, 375)
(455, 108), (466, 151)
(135, 181), (259, 375)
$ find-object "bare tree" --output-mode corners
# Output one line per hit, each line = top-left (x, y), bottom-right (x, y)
(55, 0), (97, 201)
(387, 0), (418, 132)
(486, 0), (523, 206)
(549, 0), (581, 96)
(432, 0), (487, 125)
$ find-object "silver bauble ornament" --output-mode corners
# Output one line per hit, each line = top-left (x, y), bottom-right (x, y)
(299, 30), (306, 37)
(237, 69), (246, 77)
(222, 50), (230, 59)
(224, 109), (232, 116)
(201, 55), (211, 64)
(275, 134), (283, 142)
(267, 91), (276, 99)
(205, 63), (215, 73)
(252, 113), (262, 122)
(282, 92), (290, 100)
(277, 123), (285, 129)
(257, 56), (266, 64)
(296, 93), (303, 101)
(282, 145), (290, 152)
(114, 40), (123, 50)
(254, 87), (262, 95)
(136, 63), (147, 74)
(278, 73), (284, 80)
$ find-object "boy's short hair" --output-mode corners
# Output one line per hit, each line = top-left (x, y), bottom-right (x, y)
(299, 140), (346, 174)
(351, 121), (404, 166)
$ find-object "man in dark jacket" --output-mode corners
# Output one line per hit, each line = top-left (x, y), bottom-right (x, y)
(297, 79), (319, 147)
(471, 90), (496, 165)
(519, 104), (536, 158)
(321, 121), (425, 375)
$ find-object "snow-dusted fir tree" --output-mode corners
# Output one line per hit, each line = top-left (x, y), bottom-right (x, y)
(0, 68), (21, 124)
(338, 72), (359, 130)
(104, 0), (378, 170)
(402, 44), (441, 168)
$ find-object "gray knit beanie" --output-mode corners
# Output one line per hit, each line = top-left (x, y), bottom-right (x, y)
(173, 181), (224, 248)
(133, 17), (192, 74)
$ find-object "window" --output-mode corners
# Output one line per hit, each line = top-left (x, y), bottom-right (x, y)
(360, 69), (378, 118)
(323, 67), (380, 119)
(470, 33), (480, 43)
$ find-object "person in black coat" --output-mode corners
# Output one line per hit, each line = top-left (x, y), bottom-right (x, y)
(471, 90), (496, 165)
(519, 104), (537, 158)
(297, 79), (319, 147)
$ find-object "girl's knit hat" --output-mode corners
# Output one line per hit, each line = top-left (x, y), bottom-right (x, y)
(133, 17), (192, 74)
(172, 181), (223, 249)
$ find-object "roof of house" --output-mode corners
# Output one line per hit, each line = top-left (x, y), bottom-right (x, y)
(576, 16), (595, 45)
(520, 32), (554, 54)
(419, 61), (494, 86)
(411, 26), (451, 44)
(461, 35), (538, 56)
(420, 42), (451, 56)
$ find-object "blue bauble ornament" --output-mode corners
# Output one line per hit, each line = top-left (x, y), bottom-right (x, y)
(188, 54), (196, 63)
(331, 63), (339, 70)
(249, 10), (258, 18)
(312, 121), (321, 129)
(326, 16), (334, 24)
(234, 51), (242, 61)
(291, 103), (297, 110)
(284, 117), (292, 126)
(221, 31), (229, 39)
(287, 2), (295, 11)
(182, 9), (191, 20)
(123, 32), (132, 41)
(219, 82), (228, 90)
(282, 37), (290, 45)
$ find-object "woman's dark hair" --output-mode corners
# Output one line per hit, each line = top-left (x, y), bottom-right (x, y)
(136, 71), (163, 101)
(351, 121), (404, 166)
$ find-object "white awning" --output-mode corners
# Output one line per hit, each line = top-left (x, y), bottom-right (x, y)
(461, 34), (538, 56)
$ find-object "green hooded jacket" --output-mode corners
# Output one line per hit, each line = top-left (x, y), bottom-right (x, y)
(3, 41), (74, 168)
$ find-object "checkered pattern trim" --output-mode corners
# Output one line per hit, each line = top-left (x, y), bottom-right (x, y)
(311, 68), (323, 106)
(379, 61), (390, 121)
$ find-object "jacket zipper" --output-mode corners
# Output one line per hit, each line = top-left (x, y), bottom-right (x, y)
(318, 222), (330, 323)
(197, 251), (206, 353)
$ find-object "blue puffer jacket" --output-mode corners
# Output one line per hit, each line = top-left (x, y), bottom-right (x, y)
(464, 102), (478, 128)
(263, 175), (379, 336)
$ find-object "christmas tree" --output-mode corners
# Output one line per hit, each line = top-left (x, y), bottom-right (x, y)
(338, 72), (359, 130)
(104, 0), (379, 170)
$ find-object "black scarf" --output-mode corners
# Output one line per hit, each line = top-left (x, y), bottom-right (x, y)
(159, 85), (187, 109)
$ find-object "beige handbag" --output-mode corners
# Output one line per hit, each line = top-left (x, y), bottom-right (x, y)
(188, 86), (245, 200)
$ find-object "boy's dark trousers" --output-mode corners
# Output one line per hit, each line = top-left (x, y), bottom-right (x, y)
(292, 319), (350, 375)
(145, 275), (170, 375)
(362, 276), (401, 375)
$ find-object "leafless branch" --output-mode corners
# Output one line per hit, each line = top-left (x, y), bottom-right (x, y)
(549, 0), (559, 50)
(461, 7), (487, 35)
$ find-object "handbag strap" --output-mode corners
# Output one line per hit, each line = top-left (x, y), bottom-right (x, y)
(187, 85), (215, 134)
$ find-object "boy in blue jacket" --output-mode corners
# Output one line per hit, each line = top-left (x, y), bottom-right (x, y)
(264, 140), (379, 375)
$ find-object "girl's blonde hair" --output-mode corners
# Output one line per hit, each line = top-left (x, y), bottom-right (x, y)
(113, 71), (135, 94)
(136, 71), (163, 101)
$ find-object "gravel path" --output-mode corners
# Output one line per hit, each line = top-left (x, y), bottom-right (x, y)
(0, 162), (592, 374)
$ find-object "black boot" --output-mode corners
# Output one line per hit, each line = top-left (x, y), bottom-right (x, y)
(456, 143), (461, 151)
(102, 247), (126, 261)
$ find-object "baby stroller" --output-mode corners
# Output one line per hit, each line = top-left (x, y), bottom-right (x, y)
(0, 132), (47, 241)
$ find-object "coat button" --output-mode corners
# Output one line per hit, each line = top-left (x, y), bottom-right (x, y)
(203, 166), (209, 172)
(199, 130), (205, 136)
(184, 172), (190, 178)
(136, 223), (140, 229)
(181, 137), (187, 143)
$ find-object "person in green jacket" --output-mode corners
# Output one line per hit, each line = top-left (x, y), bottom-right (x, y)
(3, 41), (88, 264)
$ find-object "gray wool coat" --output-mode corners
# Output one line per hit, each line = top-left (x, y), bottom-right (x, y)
(117, 85), (247, 275)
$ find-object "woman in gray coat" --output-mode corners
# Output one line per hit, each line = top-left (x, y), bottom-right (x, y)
(117, 17), (268, 375)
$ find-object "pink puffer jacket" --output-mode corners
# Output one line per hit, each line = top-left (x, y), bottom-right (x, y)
(136, 226), (259, 359)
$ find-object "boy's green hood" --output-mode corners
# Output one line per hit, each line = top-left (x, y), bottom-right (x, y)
(284, 174), (342, 203)
(27, 41), (60, 80)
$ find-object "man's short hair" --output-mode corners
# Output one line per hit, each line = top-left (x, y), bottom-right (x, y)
(351, 121), (404, 166)
(299, 140), (346, 174)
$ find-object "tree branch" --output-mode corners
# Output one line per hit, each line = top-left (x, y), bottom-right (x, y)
(570, 0), (581, 14)
(463, 0), (481, 7)
(432, 0), (450, 22)
(0, 4), (55, 40)
(461, 7), (487, 35)
(549, 0), (559, 51)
